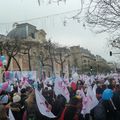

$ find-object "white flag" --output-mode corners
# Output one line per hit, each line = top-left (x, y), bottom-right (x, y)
(72, 72), (79, 82)
(35, 89), (56, 118)
(93, 84), (97, 95)
(54, 77), (70, 102)
(81, 95), (93, 115)
(9, 109), (15, 120)
(86, 86), (99, 110)
(104, 80), (110, 85)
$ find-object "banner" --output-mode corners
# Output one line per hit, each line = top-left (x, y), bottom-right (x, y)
(35, 89), (56, 118)
(82, 86), (98, 115)
(86, 86), (99, 110)
(54, 77), (70, 102)
(4, 71), (36, 82)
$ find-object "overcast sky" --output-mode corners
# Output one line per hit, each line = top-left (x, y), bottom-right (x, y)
(0, 0), (118, 62)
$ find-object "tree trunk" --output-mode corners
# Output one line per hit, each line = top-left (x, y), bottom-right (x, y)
(61, 62), (64, 76)
(5, 57), (12, 71)
(12, 56), (21, 71)
(48, 44), (54, 75)
(28, 50), (31, 71)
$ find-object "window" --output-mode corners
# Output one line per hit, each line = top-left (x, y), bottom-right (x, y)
(31, 33), (35, 39)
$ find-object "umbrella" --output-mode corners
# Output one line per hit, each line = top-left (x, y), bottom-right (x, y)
(102, 89), (113, 100)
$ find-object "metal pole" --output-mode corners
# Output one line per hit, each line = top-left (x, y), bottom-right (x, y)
(39, 57), (43, 81)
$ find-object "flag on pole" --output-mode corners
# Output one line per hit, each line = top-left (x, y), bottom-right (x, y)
(54, 77), (70, 102)
(35, 88), (56, 118)
(86, 86), (99, 110)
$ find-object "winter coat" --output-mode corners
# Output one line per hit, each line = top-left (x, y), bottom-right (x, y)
(10, 102), (23, 120)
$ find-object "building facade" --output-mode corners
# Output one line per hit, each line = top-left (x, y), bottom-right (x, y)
(96, 55), (111, 73)
(69, 46), (96, 74)
(69, 46), (111, 75)
(0, 23), (112, 81)
(0, 23), (70, 79)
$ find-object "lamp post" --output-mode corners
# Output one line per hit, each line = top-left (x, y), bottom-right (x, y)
(48, 39), (54, 75)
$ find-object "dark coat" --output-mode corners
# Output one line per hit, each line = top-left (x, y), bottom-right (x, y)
(10, 102), (23, 120)
(52, 95), (66, 118)
(91, 97), (120, 120)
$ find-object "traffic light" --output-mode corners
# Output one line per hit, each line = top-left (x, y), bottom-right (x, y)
(90, 66), (93, 70)
(110, 51), (112, 56)
(90, 66), (93, 72)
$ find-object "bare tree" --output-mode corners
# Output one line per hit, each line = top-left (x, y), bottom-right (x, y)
(30, 40), (55, 79)
(54, 47), (70, 77)
(37, 43), (50, 67)
(86, 0), (120, 34)
(3, 39), (21, 71)
(20, 42), (33, 71)
(109, 35), (120, 58)
(19, 40), (49, 71)
(42, 40), (57, 74)
(34, 40), (56, 78)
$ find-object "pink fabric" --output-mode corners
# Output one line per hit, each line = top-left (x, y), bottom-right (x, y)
(5, 71), (9, 78)
(71, 82), (77, 91)
(2, 82), (8, 90)
(0, 61), (2, 67)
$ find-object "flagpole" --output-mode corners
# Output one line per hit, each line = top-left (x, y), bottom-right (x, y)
(39, 56), (43, 81)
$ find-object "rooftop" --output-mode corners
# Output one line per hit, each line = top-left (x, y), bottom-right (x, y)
(7, 23), (37, 39)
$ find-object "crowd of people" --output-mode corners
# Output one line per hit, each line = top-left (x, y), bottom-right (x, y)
(0, 74), (120, 120)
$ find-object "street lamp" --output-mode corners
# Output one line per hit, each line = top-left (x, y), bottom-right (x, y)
(110, 51), (112, 56)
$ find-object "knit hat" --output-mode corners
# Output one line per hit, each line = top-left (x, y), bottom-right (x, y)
(102, 88), (113, 100)
(13, 94), (21, 103)
(0, 95), (8, 104)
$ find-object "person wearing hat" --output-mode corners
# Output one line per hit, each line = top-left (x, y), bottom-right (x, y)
(91, 88), (119, 120)
(52, 94), (66, 119)
(10, 94), (23, 120)
(0, 95), (9, 104)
